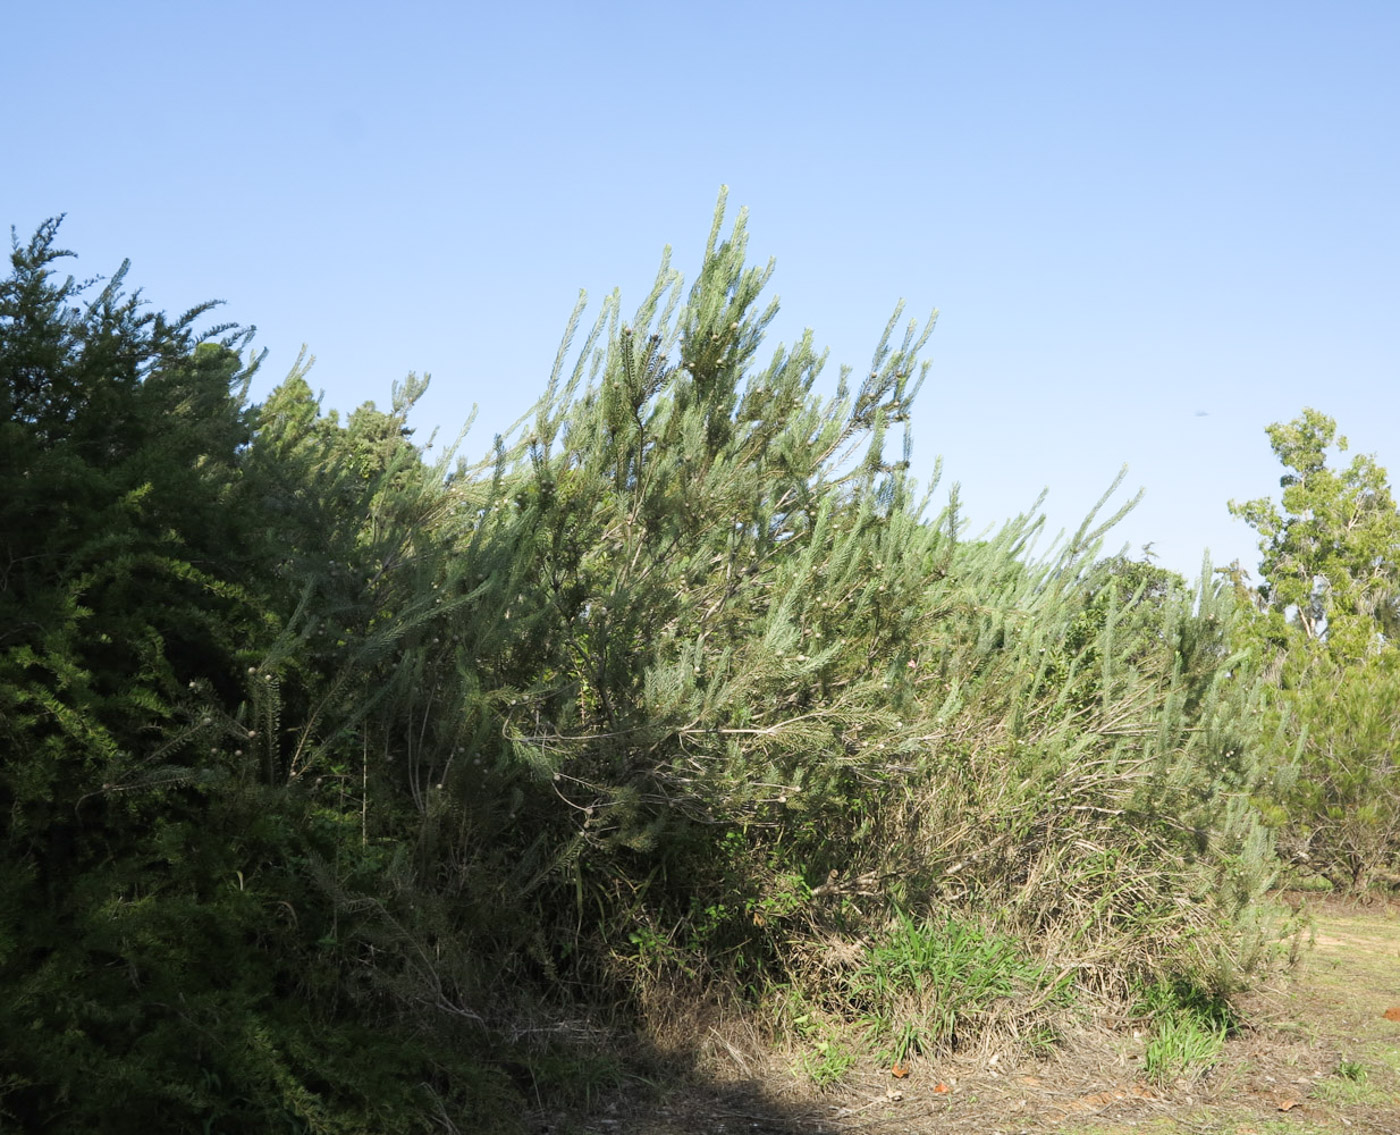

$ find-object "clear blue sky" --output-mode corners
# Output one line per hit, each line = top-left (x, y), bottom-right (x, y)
(9, 2), (1398, 581)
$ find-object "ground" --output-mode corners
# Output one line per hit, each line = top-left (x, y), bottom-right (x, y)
(537, 896), (1400, 1135)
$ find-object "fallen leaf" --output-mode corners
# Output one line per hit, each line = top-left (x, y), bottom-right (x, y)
(1278, 1098), (1301, 1112)
(933, 1082), (950, 1093)
(891, 1063), (909, 1079)
(1383, 1006), (1400, 1021)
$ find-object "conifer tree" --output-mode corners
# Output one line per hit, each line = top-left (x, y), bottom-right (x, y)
(420, 194), (1280, 1020)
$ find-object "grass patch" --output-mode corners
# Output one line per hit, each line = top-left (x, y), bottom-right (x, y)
(1133, 978), (1234, 1086)
(795, 1037), (857, 1088)
(849, 913), (1069, 1061)
(1312, 1076), (1389, 1107)
(1142, 1013), (1227, 1086)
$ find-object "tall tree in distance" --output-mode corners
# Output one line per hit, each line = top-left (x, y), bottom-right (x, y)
(1231, 408), (1400, 889)
(1229, 407), (1400, 661)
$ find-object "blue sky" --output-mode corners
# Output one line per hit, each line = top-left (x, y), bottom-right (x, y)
(8, 2), (1398, 580)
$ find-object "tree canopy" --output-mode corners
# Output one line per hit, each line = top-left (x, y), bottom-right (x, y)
(1230, 408), (1400, 890)
(1230, 406), (1400, 660)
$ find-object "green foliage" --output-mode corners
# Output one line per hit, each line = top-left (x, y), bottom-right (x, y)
(0, 220), (519, 1132)
(1270, 652), (1400, 889)
(1229, 406), (1400, 658)
(1, 202), (1289, 1128)
(453, 197), (1281, 1066)
(1134, 979), (1234, 1086)
(850, 914), (1066, 1060)
(1232, 409), (1400, 890)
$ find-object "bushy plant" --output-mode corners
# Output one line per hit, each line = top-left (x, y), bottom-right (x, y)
(407, 195), (1283, 1051)
(1, 200), (1288, 1128)
(0, 221), (518, 1132)
(1268, 651), (1400, 890)
(1132, 978), (1235, 1086)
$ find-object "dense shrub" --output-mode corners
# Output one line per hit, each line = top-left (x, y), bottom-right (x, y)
(1, 202), (1285, 1129)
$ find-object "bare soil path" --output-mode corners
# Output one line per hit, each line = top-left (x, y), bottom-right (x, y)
(555, 897), (1400, 1135)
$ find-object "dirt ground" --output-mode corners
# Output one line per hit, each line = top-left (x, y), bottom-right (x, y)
(545, 896), (1400, 1135)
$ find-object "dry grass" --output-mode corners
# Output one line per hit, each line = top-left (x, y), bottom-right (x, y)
(533, 894), (1400, 1135)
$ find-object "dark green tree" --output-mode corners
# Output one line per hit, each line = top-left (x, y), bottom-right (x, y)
(0, 222), (502, 1132)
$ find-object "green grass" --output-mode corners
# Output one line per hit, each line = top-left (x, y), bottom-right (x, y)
(1142, 1012), (1227, 1085)
(849, 912), (1067, 1062)
(1133, 978), (1235, 1086)
(1308, 1059), (1392, 1107)
(796, 1038), (856, 1087)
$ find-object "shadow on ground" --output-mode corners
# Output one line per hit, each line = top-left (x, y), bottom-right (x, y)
(515, 895), (1400, 1135)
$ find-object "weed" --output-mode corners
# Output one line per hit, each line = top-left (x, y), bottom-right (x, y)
(1023, 1022), (1061, 1058)
(797, 1038), (856, 1088)
(1142, 1011), (1227, 1085)
(1134, 978), (1234, 1085)
(850, 913), (1064, 1059)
